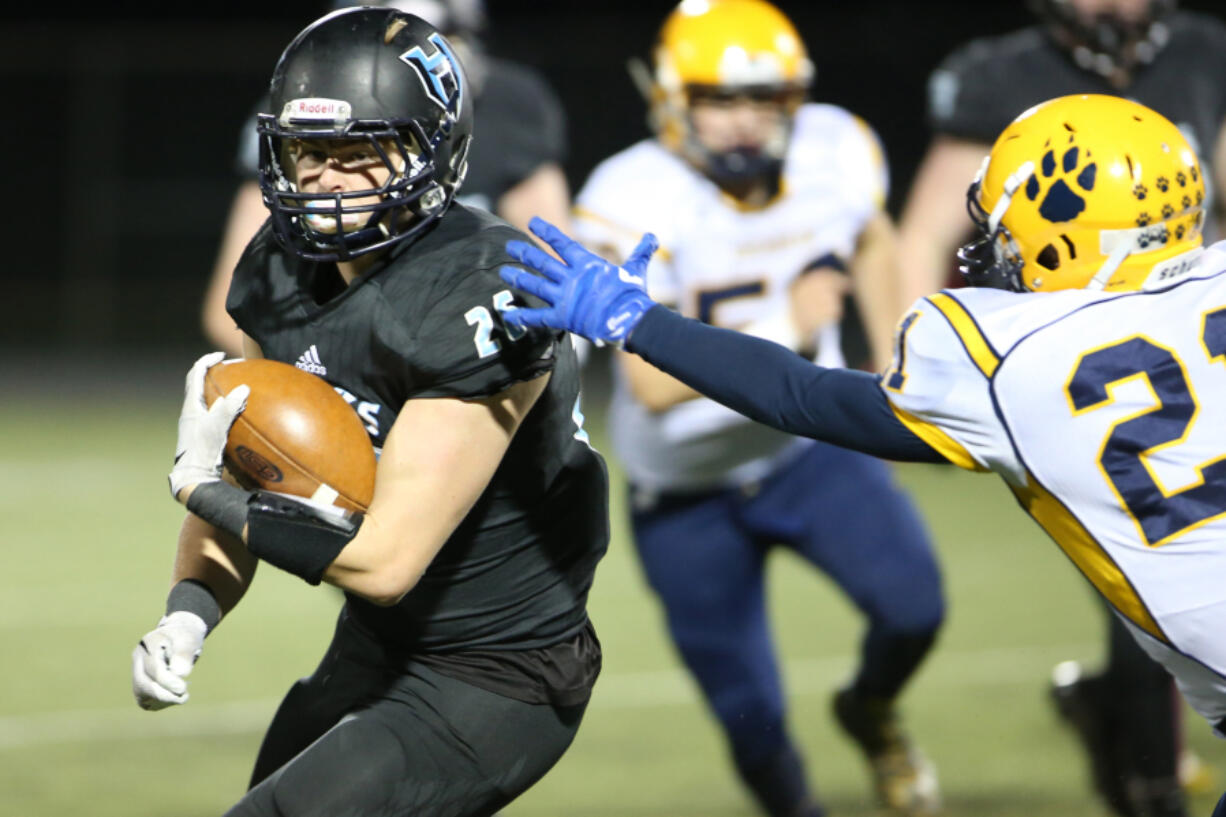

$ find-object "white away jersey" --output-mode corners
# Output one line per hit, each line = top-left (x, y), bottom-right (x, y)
(883, 244), (1226, 679)
(576, 104), (888, 491)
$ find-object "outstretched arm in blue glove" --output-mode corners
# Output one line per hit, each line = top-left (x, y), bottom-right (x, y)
(499, 218), (944, 464)
(499, 216), (660, 347)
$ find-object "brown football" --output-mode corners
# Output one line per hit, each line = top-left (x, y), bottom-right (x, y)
(202, 358), (375, 513)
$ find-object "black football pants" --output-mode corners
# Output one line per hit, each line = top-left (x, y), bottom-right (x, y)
(223, 609), (587, 817)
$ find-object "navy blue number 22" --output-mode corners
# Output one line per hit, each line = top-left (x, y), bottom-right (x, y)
(1066, 307), (1226, 546)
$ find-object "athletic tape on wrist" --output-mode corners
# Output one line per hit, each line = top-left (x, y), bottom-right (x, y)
(165, 579), (222, 634)
(184, 480), (252, 538)
(245, 491), (362, 586)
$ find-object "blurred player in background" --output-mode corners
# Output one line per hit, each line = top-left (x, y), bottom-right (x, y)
(202, 0), (571, 356)
(500, 92), (1226, 817)
(898, 3), (1226, 814)
(569, 2), (946, 814)
(130, 9), (606, 816)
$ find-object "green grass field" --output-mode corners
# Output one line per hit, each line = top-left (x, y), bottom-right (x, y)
(2, 359), (1222, 817)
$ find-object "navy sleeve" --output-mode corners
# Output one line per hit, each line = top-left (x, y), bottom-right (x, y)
(627, 306), (946, 464)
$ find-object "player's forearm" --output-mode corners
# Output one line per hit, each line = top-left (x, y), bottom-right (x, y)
(626, 306), (944, 463)
(850, 213), (904, 370)
(323, 374), (551, 605)
(620, 350), (703, 412)
(497, 163), (571, 238)
(897, 138), (991, 308)
(172, 512), (257, 618)
(896, 212), (963, 310)
(321, 513), (452, 606)
(203, 182), (266, 356)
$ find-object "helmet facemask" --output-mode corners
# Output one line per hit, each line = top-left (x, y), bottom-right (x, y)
(959, 179), (1027, 292)
(259, 111), (459, 262)
(259, 8), (474, 263)
(1032, 0), (1175, 82)
(676, 84), (804, 190)
(644, 0), (813, 198)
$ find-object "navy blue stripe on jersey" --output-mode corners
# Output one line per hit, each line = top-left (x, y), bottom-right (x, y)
(992, 261), (1225, 363)
(803, 253), (848, 273)
(627, 306), (945, 463)
(978, 302), (1182, 644)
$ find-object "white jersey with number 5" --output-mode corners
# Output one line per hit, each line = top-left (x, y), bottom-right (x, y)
(575, 103), (888, 492)
(882, 243), (1226, 721)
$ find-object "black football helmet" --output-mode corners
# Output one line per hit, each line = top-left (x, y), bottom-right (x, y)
(258, 7), (473, 261)
(1030, 0), (1175, 80)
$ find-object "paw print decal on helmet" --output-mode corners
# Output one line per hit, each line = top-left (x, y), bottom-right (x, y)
(1025, 142), (1097, 222)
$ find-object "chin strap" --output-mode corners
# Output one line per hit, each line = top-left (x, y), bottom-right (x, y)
(1090, 223), (1204, 291)
(988, 161), (1036, 234)
(1086, 241), (1134, 291)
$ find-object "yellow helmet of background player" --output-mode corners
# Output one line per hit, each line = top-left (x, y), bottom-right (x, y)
(959, 94), (1205, 293)
(645, 0), (814, 182)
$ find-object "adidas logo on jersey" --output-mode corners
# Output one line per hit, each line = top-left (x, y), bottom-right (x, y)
(295, 344), (327, 376)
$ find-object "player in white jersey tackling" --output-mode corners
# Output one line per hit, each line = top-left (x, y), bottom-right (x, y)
(499, 93), (1226, 817)
(569, 3), (946, 816)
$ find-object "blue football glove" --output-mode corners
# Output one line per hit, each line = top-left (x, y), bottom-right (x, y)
(499, 217), (659, 348)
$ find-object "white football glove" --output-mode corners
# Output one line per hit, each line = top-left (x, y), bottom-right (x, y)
(131, 611), (208, 710)
(168, 351), (250, 501)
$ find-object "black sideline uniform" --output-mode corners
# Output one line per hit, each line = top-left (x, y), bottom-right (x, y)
(222, 204), (609, 817)
(928, 11), (1226, 233)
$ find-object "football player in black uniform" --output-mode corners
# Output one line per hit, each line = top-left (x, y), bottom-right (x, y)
(129, 9), (607, 817)
(898, 2), (1226, 816)
(901, 0), (1226, 305)
(202, 0), (572, 357)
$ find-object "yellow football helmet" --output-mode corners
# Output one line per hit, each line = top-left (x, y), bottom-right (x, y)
(645, 0), (814, 183)
(960, 94), (1205, 293)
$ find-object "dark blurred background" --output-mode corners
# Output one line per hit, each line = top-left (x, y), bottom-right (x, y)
(4, 1), (1221, 353)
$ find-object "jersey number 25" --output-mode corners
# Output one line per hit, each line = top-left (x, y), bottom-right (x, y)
(465, 290), (527, 359)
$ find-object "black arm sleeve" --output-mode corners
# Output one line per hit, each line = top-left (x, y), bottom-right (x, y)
(627, 306), (946, 464)
(185, 482), (360, 586)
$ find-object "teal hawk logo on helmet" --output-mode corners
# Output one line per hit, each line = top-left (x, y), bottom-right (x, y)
(398, 32), (464, 115)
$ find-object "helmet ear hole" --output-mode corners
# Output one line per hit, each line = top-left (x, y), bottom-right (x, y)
(1037, 243), (1061, 270)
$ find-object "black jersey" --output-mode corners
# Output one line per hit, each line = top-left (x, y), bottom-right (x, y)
(236, 57), (565, 214)
(453, 57), (567, 213)
(927, 12), (1226, 182)
(227, 204), (609, 659)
